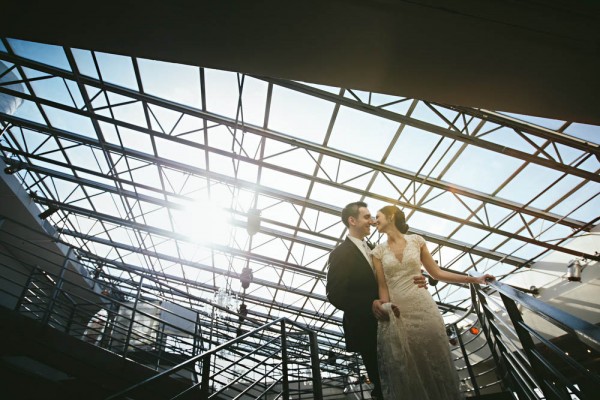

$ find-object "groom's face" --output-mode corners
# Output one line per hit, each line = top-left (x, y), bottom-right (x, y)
(352, 206), (373, 239)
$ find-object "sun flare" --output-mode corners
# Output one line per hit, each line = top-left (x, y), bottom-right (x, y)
(178, 196), (233, 246)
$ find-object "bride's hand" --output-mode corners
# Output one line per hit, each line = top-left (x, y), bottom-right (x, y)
(372, 299), (389, 321)
(380, 302), (401, 319)
(475, 274), (495, 285)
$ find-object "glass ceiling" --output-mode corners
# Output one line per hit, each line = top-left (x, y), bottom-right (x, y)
(1, 37), (599, 351)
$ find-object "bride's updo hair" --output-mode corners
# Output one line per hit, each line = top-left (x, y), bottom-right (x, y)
(379, 205), (409, 234)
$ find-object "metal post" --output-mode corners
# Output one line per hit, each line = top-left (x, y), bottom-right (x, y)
(192, 312), (202, 384)
(156, 323), (165, 370)
(501, 293), (566, 400)
(41, 247), (72, 326)
(193, 311), (202, 355)
(66, 303), (76, 335)
(123, 276), (144, 357)
(308, 330), (323, 400)
(471, 284), (511, 392)
(200, 353), (211, 400)
(281, 320), (289, 400)
(357, 353), (365, 400)
(454, 323), (480, 397)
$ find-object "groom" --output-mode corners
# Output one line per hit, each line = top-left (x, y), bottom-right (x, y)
(326, 201), (426, 399)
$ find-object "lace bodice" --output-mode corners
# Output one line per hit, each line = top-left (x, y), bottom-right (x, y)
(371, 234), (425, 296)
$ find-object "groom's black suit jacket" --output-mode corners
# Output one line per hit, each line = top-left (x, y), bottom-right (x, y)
(326, 237), (378, 352)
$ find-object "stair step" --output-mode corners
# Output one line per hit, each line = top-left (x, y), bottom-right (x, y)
(470, 392), (514, 400)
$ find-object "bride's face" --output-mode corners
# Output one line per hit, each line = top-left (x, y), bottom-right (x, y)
(375, 211), (390, 233)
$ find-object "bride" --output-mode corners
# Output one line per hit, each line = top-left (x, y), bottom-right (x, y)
(370, 205), (494, 400)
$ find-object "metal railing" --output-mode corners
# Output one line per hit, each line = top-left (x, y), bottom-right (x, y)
(106, 317), (323, 400)
(9, 214), (598, 399)
(471, 273), (600, 400)
(0, 224), (327, 399)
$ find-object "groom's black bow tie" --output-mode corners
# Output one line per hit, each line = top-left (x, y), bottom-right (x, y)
(366, 240), (375, 250)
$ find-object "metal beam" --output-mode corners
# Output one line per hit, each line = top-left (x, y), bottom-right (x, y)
(1, 112), (592, 257)
(2, 150), (530, 267)
(0, 51), (591, 227)
(254, 76), (600, 181)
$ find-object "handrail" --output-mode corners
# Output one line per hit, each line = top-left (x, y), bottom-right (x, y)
(105, 316), (322, 399)
(477, 273), (600, 352)
(470, 272), (600, 400)
(105, 317), (310, 400)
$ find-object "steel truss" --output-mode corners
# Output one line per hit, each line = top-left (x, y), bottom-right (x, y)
(1, 40), (599, 340)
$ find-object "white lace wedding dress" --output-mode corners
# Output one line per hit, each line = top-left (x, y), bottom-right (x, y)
(371, 235), (463, 400)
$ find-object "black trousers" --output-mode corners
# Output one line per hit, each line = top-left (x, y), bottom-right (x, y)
(359, 341), (382, 398)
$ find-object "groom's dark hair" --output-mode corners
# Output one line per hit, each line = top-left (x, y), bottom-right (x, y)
(341, 201), (367, 228)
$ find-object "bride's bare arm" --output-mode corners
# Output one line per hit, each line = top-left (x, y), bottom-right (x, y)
(372, 257), (400, 319)
(373, 257), (390, 302)
(420, 244), (495, 285)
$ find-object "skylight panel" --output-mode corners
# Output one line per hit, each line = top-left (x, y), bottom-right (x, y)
(7, 38), (70, 71)
(239, 76), (269, 127)
(108, 99), (148, 129)
(204, 68), (241, 118)
(127, 163), (162, 188)
(328, 106), (399, 161)
(268, 85), (334, 144)
(288, 244), (329, 269)
(137, 58), (201, 106)
(72, 48), (99, 79)
(411, 101), (463, 131)
(442, 145), (524, 194)
(549, 181), (599, 222)
(479, 125), (547, 154)
(28, 75), (77, 108)
(578, 151), (600, 173)
(251, 264), (282, 284)
(259, 166), (310, 198)
(154, 136), (207, 170)
(386, 125), (445, 174)
(147, 104), (188, 135)
(113, 126), (154, 155)
(94, 51), (138, 90)
(405, 209), (461, 237)
(452, 225), (496, 247)
(170, 114), (206, 142)
(496, 163), (563, 204)
(509, 242), (550, 260)
(315, 155), (374, 184)
(475, 232), (512, 251)
(41, 104), (97, 138)
(418, 190), (476, 221)
(564, 122), (600, 144)
(308, 182), (363, 209)
(262, 146), (319, 176)
(498, 111), (566, 131)
(151, 237), (181, 259)
(9, 98), (44, 124)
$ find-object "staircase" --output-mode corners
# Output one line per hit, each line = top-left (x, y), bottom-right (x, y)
(0, 306), (190, 400)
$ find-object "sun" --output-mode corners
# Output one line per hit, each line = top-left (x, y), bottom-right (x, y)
(177, 195), (233, 247)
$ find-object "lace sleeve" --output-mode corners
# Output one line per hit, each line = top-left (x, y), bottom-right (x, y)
(371, 244), (383, 260)
(414, 234), (426, 249)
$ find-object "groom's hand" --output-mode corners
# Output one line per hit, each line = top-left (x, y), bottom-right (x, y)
(372, 299), (389, 321)
(414, 274), (428, 289)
